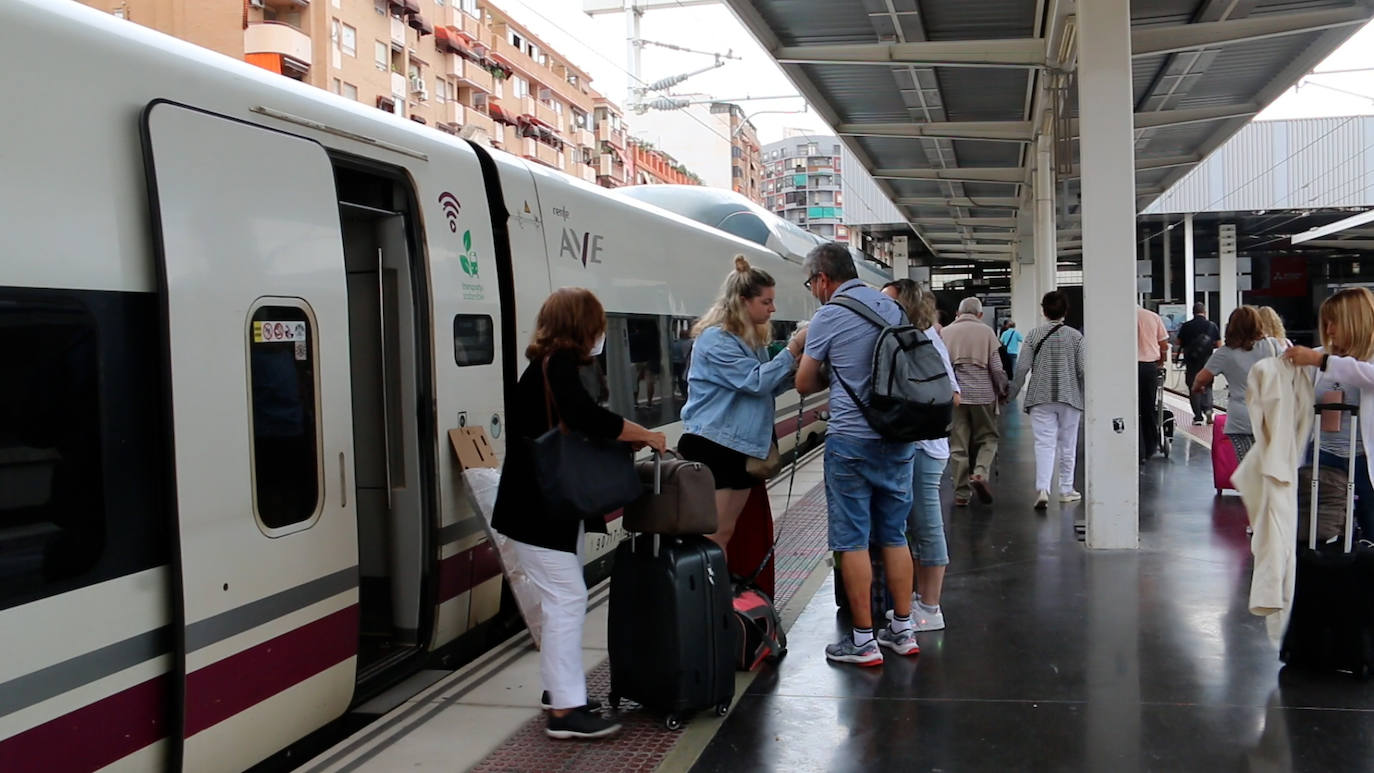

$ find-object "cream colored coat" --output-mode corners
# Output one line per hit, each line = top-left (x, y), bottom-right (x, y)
(1234, 358), (1314, 643)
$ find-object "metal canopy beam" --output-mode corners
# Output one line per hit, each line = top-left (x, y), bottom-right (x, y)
(896, 197), (1021, 208)
(913, 217), (1018, 227)
(836, 120), (1034, 142)
(773, 37), (1046, 68)
(874, 167), (1024, 182)
(1132, 7), (1371, 57)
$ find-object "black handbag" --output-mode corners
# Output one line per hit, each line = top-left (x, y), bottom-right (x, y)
(530, 356), (643, 521)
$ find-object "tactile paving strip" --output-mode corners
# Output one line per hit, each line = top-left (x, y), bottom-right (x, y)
(470, 483), (829, 773)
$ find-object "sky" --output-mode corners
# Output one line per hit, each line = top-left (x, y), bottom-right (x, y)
(500, 1), (1374, 138)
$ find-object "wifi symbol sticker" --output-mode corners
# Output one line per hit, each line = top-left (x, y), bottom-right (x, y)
(438, 192), (461, 233)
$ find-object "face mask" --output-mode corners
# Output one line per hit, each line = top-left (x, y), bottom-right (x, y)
(590, 333), (606, 357)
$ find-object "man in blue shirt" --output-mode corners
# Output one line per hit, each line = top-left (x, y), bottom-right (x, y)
(796, 242), (919, 666)
(999, 321), (1023, 376)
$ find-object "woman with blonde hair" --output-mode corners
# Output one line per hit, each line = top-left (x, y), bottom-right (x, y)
(881, 278), (958, 631)
(493, 287), (666, 740)
(1193, 305), (1287, 461)
(680, 255), (807, 551)
(1256, 305), (1292, 347)
(1284, 287), (1374, 535)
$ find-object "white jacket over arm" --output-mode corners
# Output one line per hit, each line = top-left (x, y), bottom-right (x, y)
(1233, 358), (1314, 644)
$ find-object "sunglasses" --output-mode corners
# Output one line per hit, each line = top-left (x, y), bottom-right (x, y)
(804, 273), (820, 290)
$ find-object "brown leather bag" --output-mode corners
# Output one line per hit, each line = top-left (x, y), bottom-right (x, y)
(744, 441), (781, 480)
(624, 450), (718, 535)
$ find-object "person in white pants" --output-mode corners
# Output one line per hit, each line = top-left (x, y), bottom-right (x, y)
(510, 528), (588, 711)
(1009, 291), (1086, 510)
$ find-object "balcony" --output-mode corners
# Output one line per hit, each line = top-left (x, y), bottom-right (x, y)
(502, 124), (522, 150)
(391, 16), (407, 50)
(448, 56), (493, 93)
(577, 164), (597, 184)
(574, 127), (595, 148)
(534, 100), (558, 129)
(244, 22), (312, 68)
(391, 71), (407, 98)
(598, 152), (625, 180)
(597, 123), (626, 149)
(534, 141), (559, 168)
(513, 95), (537, 119)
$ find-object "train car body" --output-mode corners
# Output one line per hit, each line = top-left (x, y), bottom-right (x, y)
(0, 2), (827, 771)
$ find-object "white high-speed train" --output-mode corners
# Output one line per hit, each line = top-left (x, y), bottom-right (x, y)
(0, 2), (829, 771)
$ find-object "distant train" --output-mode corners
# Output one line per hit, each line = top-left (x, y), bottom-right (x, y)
(0, 2), (829, 771)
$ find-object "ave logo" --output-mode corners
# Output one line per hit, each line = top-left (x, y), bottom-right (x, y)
(559, 228), (604, 267)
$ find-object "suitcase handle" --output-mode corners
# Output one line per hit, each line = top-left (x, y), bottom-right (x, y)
(1309, 402), (1360, 553)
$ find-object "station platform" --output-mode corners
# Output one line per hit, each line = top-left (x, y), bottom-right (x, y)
(305, 401), (1374, 772)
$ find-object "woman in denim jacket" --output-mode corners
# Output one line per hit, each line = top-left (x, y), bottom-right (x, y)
(680, 256), (807, 553)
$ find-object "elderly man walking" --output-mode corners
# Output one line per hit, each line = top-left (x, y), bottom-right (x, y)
(941, 297), (1008, 506)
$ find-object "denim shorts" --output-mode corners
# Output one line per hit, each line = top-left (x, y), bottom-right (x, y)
(824, 434), (917, 552)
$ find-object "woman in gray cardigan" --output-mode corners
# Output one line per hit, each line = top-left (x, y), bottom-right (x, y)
(1009, 291), (1085, 510)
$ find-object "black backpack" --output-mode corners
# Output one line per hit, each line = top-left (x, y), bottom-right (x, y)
(1184, 325), (1216, 363)
(828, 295), (955, 442)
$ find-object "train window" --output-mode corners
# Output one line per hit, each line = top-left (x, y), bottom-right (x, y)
(0, 288), (168, 612)
(453, 314), (494, 366)
(247, 304), (322, 530)
(597, 314), (692, 428)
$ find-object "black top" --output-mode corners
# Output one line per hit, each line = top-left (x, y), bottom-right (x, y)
(492, 348), (625, 553)
(1177, 315), (1221, 366)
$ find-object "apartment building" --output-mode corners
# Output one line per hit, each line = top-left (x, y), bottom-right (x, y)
(761, 132), (905, 243)
(709, 103), (763, 205)
(628, 140), (701, 187)
(80, 0), (631, 187)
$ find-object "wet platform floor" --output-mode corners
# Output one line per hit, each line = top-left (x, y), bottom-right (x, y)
(690, 409), (1374, 773)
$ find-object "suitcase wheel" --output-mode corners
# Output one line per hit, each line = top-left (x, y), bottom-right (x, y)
(664, 714), (684, 731)
(715, 702), (731, 717)
(608, 693), (621, 711)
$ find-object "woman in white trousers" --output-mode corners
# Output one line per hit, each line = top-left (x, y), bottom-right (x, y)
(1009, 291), (1086, 510)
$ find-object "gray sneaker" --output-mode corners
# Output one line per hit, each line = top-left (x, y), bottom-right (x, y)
(825, 636), (884, 667)
(876, 625), (920, 656)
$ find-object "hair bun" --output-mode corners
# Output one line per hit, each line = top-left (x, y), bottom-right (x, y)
(733, 255), (751, 273)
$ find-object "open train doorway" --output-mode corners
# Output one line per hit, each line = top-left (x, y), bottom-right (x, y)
(333, 160), (436, 685)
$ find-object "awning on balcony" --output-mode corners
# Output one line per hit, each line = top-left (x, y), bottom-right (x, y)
(488, 103), (514, 126)
(401, 0), (420, 14)
(408, 13), (432, 35)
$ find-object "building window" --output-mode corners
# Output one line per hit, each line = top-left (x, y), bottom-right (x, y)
(375, 0), (386, 13)
(375, 41), (388, 71)
(511, 76), (529, 99)
(510, 31), (523, 48)
(331, 78), (342, 94)
(459, 0), (478, 14)
(342, 22), (357, 57)
(343, 82), (358, 100)
(248, 304), (321, 530)
(435, 78), (446, 102)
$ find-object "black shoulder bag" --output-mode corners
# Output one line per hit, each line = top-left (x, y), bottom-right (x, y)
(530, 356), (643, 521)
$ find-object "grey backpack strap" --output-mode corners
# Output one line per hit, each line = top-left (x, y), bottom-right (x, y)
(829, 295), (890, 330)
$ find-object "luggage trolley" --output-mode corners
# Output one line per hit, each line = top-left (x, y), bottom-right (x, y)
(1156, 367), (1175, 458)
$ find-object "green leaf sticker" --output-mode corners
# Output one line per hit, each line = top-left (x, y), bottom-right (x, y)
(463, 230), (472, 252)
(461, 256), (472, 276)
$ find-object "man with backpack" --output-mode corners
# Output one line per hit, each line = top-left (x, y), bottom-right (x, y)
(796, 242), (939, 667)
(1176, 302), (1220, 425)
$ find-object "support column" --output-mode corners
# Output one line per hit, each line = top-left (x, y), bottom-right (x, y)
(1013, 204), (1040, 333)
(1034, 133), (1057, 294)
(1219, 222), (1238, 328)
(1184, 214), (1195, 307)
(1078, 0), (1139, 550)
(892, 235), (910, 280)
(1160, 218), (1170, 302)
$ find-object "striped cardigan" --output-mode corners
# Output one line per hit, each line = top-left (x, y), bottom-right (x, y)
(1010, 321), (1085, 411)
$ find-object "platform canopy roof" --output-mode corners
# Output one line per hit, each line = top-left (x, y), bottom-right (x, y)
(721, 0), (1374, 265)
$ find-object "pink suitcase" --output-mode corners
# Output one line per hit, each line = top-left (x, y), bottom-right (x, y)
(1212, 413), (1238, 493)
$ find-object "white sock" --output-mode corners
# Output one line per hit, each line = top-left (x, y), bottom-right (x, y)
(852, 627), (874, 647)
(918, 600), (941, 615)
(890, 614), (913, 634)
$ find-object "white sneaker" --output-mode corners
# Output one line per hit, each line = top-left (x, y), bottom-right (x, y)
(1058, 491), (1083, 503)
(1034, 490), (1049, 510)
(912, 604), (945, 632)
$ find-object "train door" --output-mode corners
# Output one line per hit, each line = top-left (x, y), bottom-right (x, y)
(141, 102), (359, 773)
(332, 161), (436, 682)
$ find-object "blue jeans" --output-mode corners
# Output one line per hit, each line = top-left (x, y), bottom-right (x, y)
(907, 450), (949, 566)
(824, 435), (916, 552)
(1316, 451), (1373, 538)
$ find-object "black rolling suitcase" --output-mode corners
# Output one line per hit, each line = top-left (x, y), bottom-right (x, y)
(608, 534), (734, 729)
(1279, 401), (1374, 677)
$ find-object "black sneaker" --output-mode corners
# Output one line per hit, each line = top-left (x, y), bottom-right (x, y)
(546, 708), (621, 740)
(540, 690), (603, 712)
